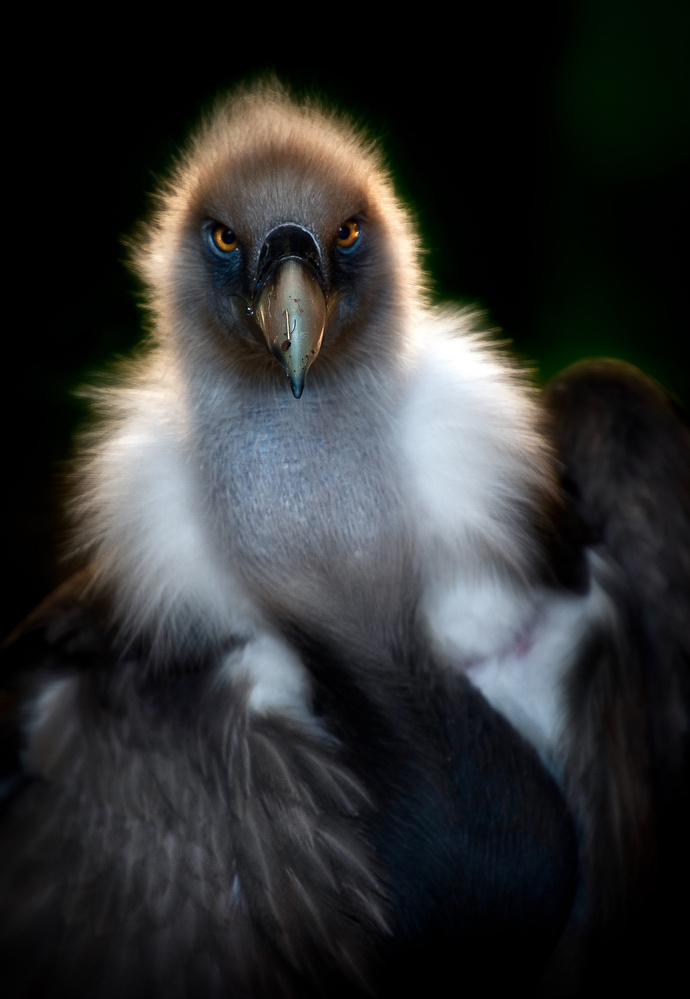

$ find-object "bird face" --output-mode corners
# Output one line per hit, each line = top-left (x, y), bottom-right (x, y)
(135, 87), (421, 397)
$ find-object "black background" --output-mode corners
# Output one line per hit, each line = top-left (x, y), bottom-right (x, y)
(3, 1), (688, 638)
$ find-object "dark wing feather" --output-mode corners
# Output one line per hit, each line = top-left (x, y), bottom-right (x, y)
(0, 585), (386, 999)
(545, 360), (690, 806)
(543, 360), (690, 992)
(0, 572), (578, 997)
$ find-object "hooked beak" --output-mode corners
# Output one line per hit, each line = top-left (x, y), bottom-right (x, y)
(253, 224), (327, 399)
(255, 259), (326, 399)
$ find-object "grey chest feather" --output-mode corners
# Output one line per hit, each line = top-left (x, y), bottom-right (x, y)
(196, 389), (410, 627)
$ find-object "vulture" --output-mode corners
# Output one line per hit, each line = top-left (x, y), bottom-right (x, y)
(1, 82), (688, 997)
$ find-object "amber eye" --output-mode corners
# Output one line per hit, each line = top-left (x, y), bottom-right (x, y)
(336, 218), (360, 249)
(211, 224), (238, 253)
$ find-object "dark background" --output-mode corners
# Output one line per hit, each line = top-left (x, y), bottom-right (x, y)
(3, 1), (688, 639)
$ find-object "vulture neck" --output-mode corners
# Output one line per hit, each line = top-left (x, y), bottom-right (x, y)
(173, 327), (416, 655)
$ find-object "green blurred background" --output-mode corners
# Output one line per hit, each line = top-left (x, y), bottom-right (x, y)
(3, 0), (688, 638)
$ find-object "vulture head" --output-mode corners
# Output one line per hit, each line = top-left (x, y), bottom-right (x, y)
(136, 86), (422, 398)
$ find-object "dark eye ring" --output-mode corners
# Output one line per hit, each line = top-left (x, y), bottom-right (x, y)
(336, 218), (360, 249)
(210, 224), (238, 253)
